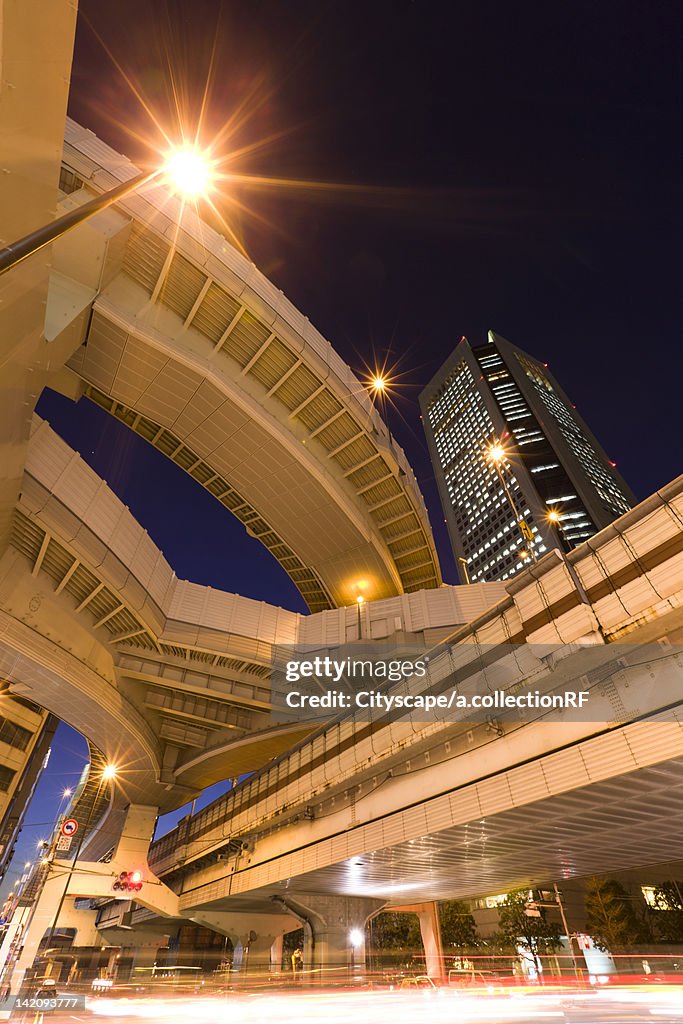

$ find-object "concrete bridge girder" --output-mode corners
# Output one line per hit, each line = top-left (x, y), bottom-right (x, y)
(0, 547), (310, 809)
(0, 586), (169, 809)
(166, 632), (683, 920)
(82, 282), (405, 610)
(4, 412), (504, 811)
(3, 115), (441, 614)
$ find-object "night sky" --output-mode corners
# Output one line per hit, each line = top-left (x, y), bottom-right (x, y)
(6, 0), (682, 891)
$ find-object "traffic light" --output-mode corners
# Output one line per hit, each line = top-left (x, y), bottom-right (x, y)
(113, 870), (143, 893)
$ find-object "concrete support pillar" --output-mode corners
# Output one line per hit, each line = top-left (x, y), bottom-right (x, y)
(49, 899), (100, 948)
(276, 894), (384, 979)
(240, 932), (275, 973)
(189, 910), (299, 975)
(231, 939), (244, 973)
(270, 933), (283, 974)
(395, 902), (445, 980)
(7, 871), (70, 994)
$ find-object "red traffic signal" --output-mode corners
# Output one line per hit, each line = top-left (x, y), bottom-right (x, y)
(112, 870), (143, 893)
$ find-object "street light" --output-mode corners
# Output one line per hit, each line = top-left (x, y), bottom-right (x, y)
(164, 148), (213, 197)
(485, 440), (537, 565)
(458, 556), (471, 584)
(364, 366), (399, 406)
(356, 595), (365, 639)
(545, 508), (570, 555)
(0, 148), (214, 277)
(43, 762), (118, 954)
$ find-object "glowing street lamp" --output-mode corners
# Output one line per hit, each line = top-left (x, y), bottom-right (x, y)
(164, 148), (213, 197)
(487, 442), (506, 464)
(364, 366), (398, 407)
(546, 508), (569, 554)
(0, 148), (214, 277)
(43, 761), (119, 953)
(485, 439), (537, 565)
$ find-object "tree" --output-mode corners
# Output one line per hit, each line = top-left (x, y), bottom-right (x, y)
(584, 877), (646, 951)
(483, 930), (518, 955)
(497, 888), (562, 973)
(370, 911), (421, 951)
(648, 882), (683, 944)
(439, 900), (480, 951)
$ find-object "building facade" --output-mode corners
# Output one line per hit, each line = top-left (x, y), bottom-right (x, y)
(419, 331), (635, 584)
(0, 690), (56, 884)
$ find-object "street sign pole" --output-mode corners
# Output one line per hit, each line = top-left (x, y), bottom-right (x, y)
(43, 778), (107, 955)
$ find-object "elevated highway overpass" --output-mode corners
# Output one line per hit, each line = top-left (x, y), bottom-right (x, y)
(3, 109), (442, 614)
(144, 472), (683, 900)
(1, 3), (447, 830)
(5, 473), (682, 980)
(1, 0), (681, 990)
(0, 12), (496, 980)
(0, 416), (501, 988)
(2, 418), (501, 821)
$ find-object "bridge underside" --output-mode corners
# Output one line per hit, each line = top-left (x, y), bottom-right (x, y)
(182, 749), (683, 914)
(51, 120), (442, 613)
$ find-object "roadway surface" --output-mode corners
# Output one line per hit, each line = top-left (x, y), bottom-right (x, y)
(40, 986), (683, 1024)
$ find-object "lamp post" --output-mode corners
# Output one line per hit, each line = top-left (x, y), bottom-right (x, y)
(0, 148), (213, 277)
(486, 441), (537, 564)
(546, 509), (569, 554)
(42, 764), (117, 958)
(356, 595), (365, 639)
(368, 375), (388, 419)
(458, 557), (471, 584)
(0, 170), (157, 277)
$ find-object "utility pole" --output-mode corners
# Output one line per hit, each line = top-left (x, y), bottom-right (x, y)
(525, 887), (581, 980)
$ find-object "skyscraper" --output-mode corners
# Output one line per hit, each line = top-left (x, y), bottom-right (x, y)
(419, 331), (635, 584)
(0, 692), (56, 884)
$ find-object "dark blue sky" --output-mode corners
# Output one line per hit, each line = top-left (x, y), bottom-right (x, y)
(5, 0), (681, 892)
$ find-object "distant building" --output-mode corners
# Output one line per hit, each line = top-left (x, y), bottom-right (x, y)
(0, 691), (56, 883)
(419, 331), (635, 584)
